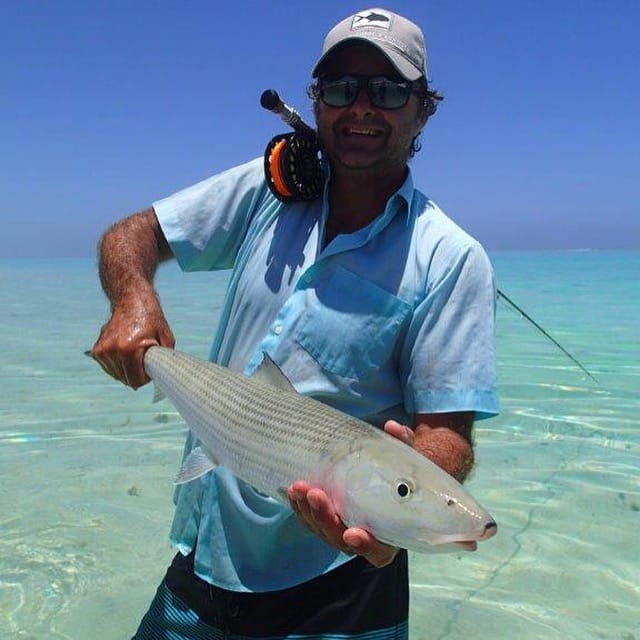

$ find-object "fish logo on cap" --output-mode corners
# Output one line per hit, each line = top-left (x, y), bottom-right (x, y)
(351, 10), (392, 30)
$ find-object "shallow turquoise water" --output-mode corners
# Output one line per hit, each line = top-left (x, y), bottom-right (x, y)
(0, 252), (638, 639)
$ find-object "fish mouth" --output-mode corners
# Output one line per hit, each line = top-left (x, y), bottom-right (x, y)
(453, 540), (478, 552)
(421, 520), (498, 551)
(454, 520), (498, 551)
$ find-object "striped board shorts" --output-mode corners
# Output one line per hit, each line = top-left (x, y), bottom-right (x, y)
(132, 549), (409, 640)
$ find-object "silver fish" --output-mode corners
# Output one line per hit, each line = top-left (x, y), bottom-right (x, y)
(144, 346), (497, 553)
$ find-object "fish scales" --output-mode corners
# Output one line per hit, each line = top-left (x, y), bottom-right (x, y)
(142, 346), (498, 552)
(144, 347), (370, 497)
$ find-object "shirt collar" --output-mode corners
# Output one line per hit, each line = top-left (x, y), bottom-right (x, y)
(320, 165), (415, 219)
(389, 167), (415, 218)
(318, 166), (416, 256)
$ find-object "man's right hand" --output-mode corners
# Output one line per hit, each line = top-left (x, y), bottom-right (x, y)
(90, 296), (175, 389)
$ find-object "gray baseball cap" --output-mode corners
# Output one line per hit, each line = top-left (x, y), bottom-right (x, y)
(312, 8), (427, 81)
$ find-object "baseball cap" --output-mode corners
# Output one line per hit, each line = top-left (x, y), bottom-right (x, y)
(312, 8), (427, 81)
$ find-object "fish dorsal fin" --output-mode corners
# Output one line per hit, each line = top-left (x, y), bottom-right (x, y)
(174, 446), (218, 485)
(251, 353), (297, 393)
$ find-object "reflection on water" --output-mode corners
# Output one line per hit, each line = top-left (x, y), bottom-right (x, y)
(1, 520), (96, 639)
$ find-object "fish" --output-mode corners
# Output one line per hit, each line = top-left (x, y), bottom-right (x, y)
(143, 346), (497, 553)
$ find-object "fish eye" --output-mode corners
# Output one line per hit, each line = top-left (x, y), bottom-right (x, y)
(395, 479), (414, 501)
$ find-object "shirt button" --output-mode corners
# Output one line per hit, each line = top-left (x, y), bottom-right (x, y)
(273, 324), (283, 335)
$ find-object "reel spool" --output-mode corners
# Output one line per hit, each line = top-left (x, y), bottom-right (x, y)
(263, 132), (324, 202)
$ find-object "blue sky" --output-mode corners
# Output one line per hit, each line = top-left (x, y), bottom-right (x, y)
(2, 0), (638, 258)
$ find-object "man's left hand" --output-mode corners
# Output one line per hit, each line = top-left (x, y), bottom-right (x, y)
(287, 420), (414, 568)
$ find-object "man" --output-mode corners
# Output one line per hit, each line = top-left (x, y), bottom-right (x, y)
(91, 7), (498, 640)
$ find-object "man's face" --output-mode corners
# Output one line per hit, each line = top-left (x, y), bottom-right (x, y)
(314, 42), (425, 179)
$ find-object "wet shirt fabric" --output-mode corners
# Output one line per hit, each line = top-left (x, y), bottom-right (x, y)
(153, 157), (499, 593)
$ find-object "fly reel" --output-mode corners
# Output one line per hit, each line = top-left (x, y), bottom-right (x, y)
(264, 132), (324, 202)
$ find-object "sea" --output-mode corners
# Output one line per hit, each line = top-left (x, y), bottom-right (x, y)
(0, 250), (638, 640)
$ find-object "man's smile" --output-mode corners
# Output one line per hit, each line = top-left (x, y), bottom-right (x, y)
(342, 126), (384, 137)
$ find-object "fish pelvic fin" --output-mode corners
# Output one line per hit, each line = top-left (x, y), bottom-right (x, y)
(250, 353), (297, 393)
(174, 446), (218, 485)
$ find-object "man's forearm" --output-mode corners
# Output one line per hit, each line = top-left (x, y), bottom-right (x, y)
(413, 412), (475, 482)
(91, 207), (175, 388)
(98, 208), (170, 308)
(414, 427), (474, 482)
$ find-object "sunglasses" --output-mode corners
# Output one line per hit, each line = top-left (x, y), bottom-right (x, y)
(317, 74), (420, 110)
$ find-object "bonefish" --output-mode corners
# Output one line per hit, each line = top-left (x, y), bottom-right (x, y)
(144, 346), (497, 553)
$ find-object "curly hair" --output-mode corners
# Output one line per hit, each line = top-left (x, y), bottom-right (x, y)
(411, 78), (443, 156)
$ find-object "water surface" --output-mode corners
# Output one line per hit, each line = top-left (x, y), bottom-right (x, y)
(1, 252), (638, 639)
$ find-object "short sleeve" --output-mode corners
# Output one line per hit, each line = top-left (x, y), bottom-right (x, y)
(401, 241), (499, 420)
(153, 158), (270, 272)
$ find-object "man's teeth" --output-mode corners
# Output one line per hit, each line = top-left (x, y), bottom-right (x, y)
(348, 128), (379, 136)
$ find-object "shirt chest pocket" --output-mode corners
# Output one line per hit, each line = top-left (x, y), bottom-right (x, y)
(295, 267), (412, 380)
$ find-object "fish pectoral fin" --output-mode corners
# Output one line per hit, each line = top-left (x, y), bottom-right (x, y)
(151, 383), (166, 403)
(174, 447), (218, 485)
(251, 353), (297, 393)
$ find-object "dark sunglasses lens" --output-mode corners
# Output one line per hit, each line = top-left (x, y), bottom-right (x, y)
(319, 76), (413, 109)
(368, 79), (411, 109)
(320, 78), (360, 107)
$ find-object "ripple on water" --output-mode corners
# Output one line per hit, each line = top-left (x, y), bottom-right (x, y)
(0, 530), (96, 639)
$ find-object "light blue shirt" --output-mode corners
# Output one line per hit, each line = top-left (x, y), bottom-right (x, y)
(153, 157), (499, 592)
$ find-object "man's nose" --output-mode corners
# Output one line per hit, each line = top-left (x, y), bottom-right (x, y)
(350, 85), (375, 113)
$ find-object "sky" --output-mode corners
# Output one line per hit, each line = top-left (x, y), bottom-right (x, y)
(1, 0), (638, 258)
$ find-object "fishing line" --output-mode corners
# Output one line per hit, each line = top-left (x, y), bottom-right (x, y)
(497, 290), (598, 383)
